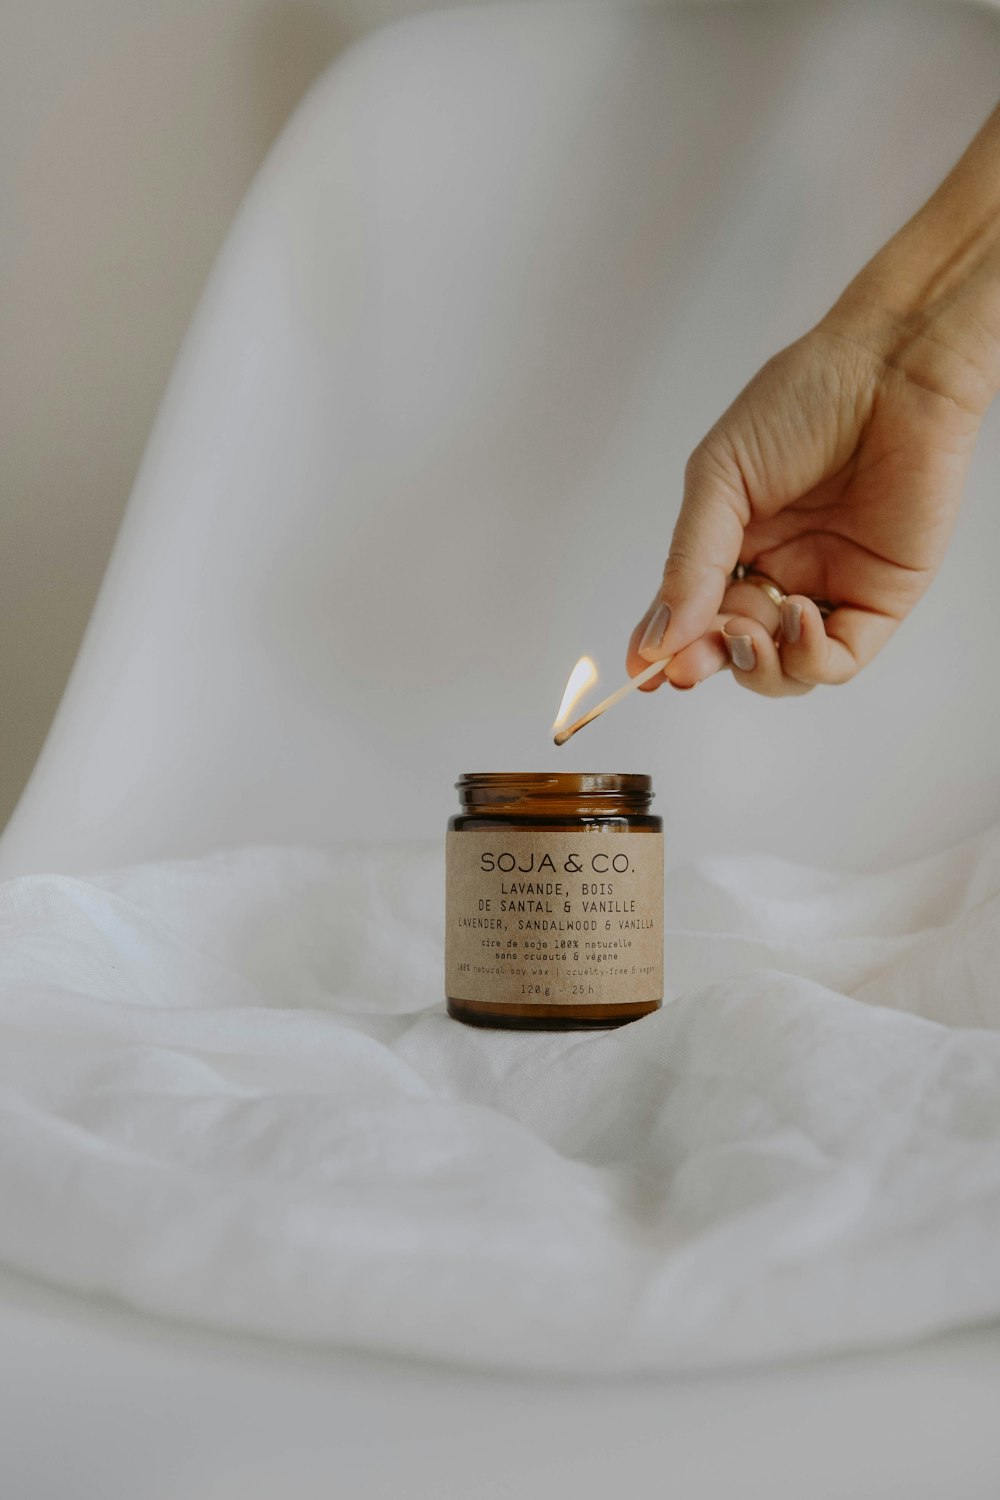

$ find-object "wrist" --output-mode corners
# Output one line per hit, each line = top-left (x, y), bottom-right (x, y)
(818, 105), (1000, 417)
(822, 236), (1000, 418)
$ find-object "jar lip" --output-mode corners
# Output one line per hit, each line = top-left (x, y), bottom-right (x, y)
(457, 772), (651, 792)
(455, 773), (654, 812)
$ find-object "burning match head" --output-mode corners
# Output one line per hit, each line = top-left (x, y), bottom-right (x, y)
(551, 656), (671, 747)
(553, 706), (601, 746)
(551, 656), (598, 739)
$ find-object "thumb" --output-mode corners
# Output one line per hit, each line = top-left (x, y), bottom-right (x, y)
(636, 444), (749, 663)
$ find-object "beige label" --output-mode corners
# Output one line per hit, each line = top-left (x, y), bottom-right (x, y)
(446, 829), (663, 1006)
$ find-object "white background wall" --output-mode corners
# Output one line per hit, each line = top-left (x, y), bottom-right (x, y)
(0, 0), (487, 832)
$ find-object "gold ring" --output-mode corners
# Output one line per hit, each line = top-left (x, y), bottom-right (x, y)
(732, 563), (786, 609)
(732, 563), (837, 620)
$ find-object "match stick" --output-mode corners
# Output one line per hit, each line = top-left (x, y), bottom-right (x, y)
(553, 657), (672, 746)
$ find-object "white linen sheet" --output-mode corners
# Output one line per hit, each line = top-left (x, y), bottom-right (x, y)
(1, 831), (998, 1376)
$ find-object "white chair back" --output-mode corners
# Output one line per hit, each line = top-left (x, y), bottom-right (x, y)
(4, 0), (999, 876)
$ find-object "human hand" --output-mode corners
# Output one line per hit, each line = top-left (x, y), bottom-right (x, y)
(628, 102), (1000, 698)
(627, 320), (984, 696)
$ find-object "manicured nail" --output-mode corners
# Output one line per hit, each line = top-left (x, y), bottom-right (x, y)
(724, 633), (756, 671)
(639, 600), (671, 658)
(781, 601), (801, 643)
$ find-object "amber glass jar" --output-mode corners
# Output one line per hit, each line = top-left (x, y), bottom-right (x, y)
(446, 772), (663, 1030)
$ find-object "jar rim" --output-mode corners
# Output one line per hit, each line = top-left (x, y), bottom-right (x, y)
(455, 772), (654, 813)
(457, 772), (651, 793)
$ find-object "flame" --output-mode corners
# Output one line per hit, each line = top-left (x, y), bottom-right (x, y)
(552, 655), (598, 732)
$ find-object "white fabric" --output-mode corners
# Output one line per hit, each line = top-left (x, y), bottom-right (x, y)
(1, 830), (999, 1377)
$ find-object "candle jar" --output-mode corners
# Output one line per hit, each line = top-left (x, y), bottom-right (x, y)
(446, 772), (663, 1030)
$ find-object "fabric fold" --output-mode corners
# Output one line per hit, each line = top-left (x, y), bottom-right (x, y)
(1, 829), (998, 1374)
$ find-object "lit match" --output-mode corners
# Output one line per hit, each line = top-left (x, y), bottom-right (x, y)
(552, 655), (672, 746)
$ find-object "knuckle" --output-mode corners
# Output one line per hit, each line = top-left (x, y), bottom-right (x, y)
(662, 548), (723, 588)
(682, 444), (711, 487)
(683, 440), (735, 497)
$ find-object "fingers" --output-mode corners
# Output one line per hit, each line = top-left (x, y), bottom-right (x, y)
(720, 594), (899, 696)
(629, 593), (894, 700)
(634, 444), (749, 666)
(779, 598), (898, 685)
(625, 415), (902, 698)
(664, 632), (730, 689)
(773, 596), (833, 686)
(722, 614), (814, 698)
(666, 571), (784, 692)
(627, 607), (729, 690)
(630, 584), (841, 698)
(627, 609), (669, 691)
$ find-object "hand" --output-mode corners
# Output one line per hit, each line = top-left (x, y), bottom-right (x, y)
(627, 319), (983, 696)
(627, 100), (1000, 698)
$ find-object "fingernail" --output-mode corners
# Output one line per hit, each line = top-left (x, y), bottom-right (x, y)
(639, 600), (671, 659)
(781, 601), (801, 643)
(724, 633), (756, 671)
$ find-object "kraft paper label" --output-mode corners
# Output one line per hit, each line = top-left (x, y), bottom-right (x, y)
(446, 830), (663, 1006)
